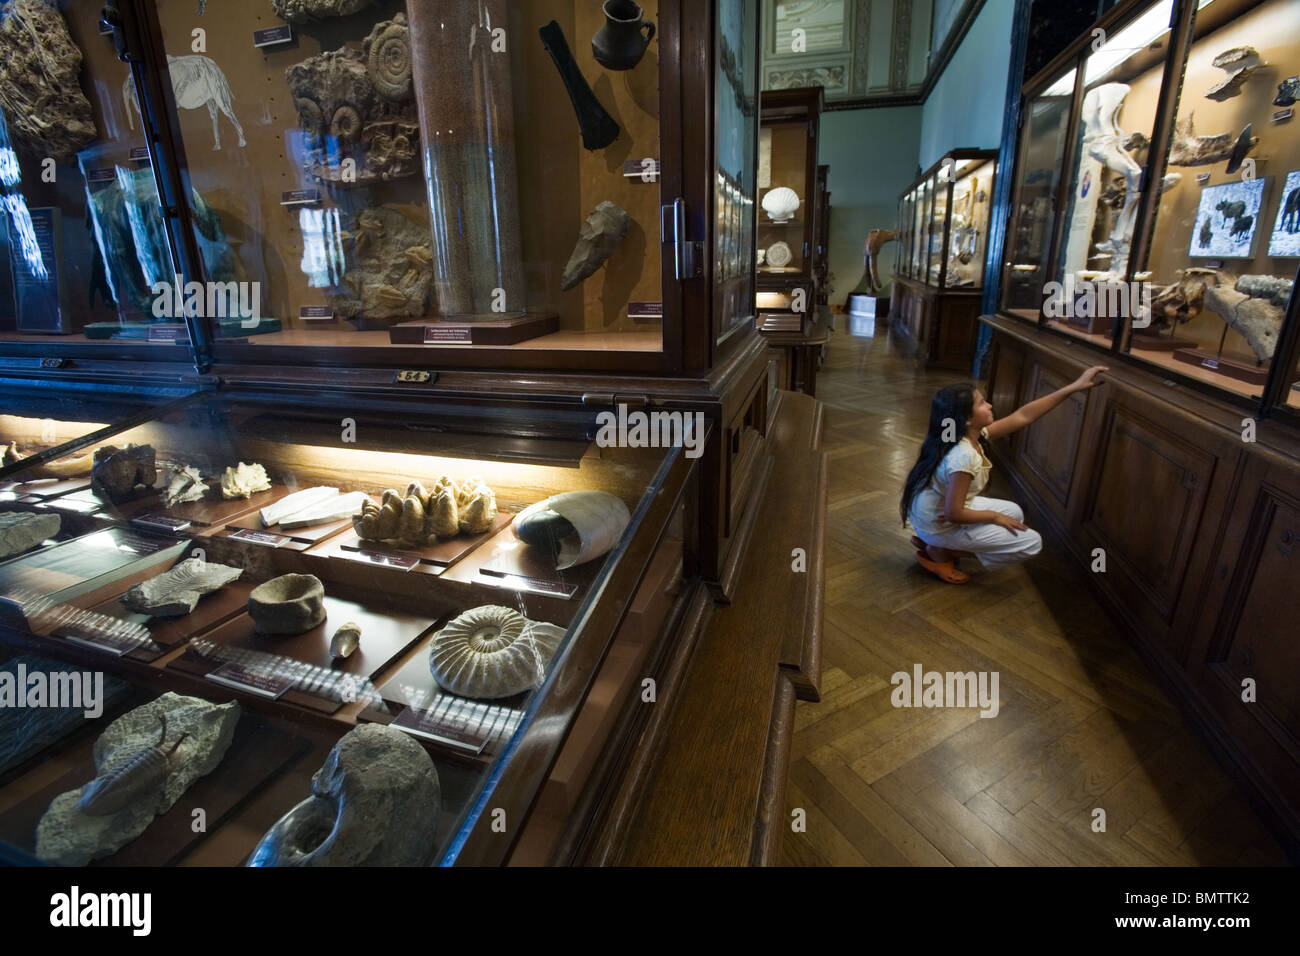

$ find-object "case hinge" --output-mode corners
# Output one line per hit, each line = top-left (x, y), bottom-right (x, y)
(662, 198), (702, 281)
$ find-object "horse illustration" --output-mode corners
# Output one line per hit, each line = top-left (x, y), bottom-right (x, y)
(123, 54), (245, 150)
(1283, 186), (1300, 234)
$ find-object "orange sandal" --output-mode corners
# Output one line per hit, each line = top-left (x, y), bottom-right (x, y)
(915, 552), (970, 584)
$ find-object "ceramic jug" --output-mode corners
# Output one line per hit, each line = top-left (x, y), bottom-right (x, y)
(592, 0), (655, 71)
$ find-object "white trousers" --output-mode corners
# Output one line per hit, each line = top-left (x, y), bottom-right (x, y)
(915, 496), (1042, 569)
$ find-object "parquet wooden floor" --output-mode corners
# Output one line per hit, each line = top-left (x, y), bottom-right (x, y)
(780, 321), (1288, 866)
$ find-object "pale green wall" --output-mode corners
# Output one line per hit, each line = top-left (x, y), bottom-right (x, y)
(817, 106), (923, 303)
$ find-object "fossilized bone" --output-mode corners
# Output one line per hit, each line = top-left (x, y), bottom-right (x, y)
(123, 54), (245, 150)
(863, 229), (896, 294)
(1082, 84), (1142, 276)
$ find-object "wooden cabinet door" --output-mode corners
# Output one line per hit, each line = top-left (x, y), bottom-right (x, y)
(1014, 359), (1089, 520)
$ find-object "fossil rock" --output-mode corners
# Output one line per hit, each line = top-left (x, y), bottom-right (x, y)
(329, 622), (361, 660)
(0, 511), (60, 559)
(1181, 271), (1290, 363)
(36, 693), (240, 866)
(163, 464), (209, 507)
(285, 14), (418, 187)
(248, 724), (439, 866)
(248, 574), (326, 635)
(354, 475), (496, 543)
(0, 0), (97, 161)
(270, 0), (375, 23)
(1205, 47), (1260, 101)
(327, 207), (433, 321)
(92, 444), (157, 501)
(120, 558), (243, 618)
(429, 606), (566, 699)
(78, 713), (186, 815)
(1276, 77), (1300, 107)
(514, 490), (630, 569)
(1168, 114), (1256, 167)
(1236, 274), (1293, 307)
(561, 201), (630, 291)
(1150, 267), (1220, 328)
(221, 462), (271, 499)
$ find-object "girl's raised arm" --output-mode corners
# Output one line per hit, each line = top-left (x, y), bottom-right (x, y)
(984, 366), (1107, 441)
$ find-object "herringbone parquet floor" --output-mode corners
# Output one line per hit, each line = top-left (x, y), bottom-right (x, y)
(780, 319), (1288, 866)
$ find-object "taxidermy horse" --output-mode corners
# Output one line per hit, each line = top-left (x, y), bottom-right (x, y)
(124, 55), (245, 150)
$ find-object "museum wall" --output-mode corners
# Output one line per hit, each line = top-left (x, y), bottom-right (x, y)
(917, 0), (1015, 169)
(817, 105), (922, 301)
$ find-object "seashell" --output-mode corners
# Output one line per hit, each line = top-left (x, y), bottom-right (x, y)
(163, 464), (209, 507)
(329, 621), (361, 660)
(766, 241), (793, 268)
(260, 486), (338, 527)
(426, 487), (459, 538)
(248, 574), (326, 636)
(366, 14), (412, 101)
(428, 606), (567, 699)
(762, 186), (800, 221)
(330, 104), (362, 142)
(398, 494), (425, 540)
(120, 557), (243, 617)
(78, 714), (187, 816)
(514, 491), (630, 570)
(221, 462), (271, 499)
(293, 96), (324, 135)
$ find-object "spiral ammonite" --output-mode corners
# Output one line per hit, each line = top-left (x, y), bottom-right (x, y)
(294, 97), (324, 135)
(429, 606), (564, 699)
(330, 104), (362, 142)
(368, 20), (412, 101)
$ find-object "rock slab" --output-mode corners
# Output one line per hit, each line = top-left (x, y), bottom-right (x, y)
(0, 511), (60, 559)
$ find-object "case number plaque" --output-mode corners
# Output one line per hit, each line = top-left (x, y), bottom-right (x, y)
(228, 528), (290, 548)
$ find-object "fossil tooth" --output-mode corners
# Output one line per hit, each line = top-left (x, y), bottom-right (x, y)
(398, 494), (425, 541)
(329, 621), (361, 659)
(560, 201), (629, 291)
(427, 488), (460, 538)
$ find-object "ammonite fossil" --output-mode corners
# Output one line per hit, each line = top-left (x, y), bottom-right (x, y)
(366, 13), (411, 101)
(428, 606), (566, 699)
(330, 104), (362, 142)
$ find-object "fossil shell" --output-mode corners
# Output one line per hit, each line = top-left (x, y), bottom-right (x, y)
(766, 241), (793, 268)
(762, 186), (800, 221)
(514, 491), (631, 570)
(248, 574), (326, 636)
(427, 488), (459, 538)
(330, 104), (362, 142)
(221, 462), (271, 499)
(294, 96), (324, 135)
(366, 14), (411, 101)
(120, 557), (243, 618)
(329, 621), (361, 659)
(428, 606), (566, 699)
(163, 464), (209, 507)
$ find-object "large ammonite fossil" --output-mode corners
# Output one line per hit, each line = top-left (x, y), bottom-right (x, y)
(428, 606), (565, 700)
(365, 13), (412, 101)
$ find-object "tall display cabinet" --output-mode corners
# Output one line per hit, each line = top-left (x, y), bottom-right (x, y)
(0, 0), (824, 867)
(985, 0), (1300, 858)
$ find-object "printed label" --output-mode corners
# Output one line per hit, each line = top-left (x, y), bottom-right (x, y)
(299, 305), (334, 320)
(391, 705), (491, 753)
(478, 567), (578, 598)
(206, 661), (294, 699)
(129, 146), (151, 162)
(147, 324), (186, 342)
(253, 24), (293, 47)
(228, 527), (290, 548)
(61, 630), (137, 657)
(280, 189), (321, 206)
(338, 547), (422, 571)
(423, 326), (473, 344)
(628, 301), (663, 319)
(131, 513), (193, 533)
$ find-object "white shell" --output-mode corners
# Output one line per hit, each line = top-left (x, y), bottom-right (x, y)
(761, 186), (800, 221)
(428, 606), (566, 699)
(766, 241), (793, 268)
(221, 462), (271, 500)
(513, 490), (631, 570)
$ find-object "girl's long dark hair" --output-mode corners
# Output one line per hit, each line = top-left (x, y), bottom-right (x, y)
(900, 383), (978, 525)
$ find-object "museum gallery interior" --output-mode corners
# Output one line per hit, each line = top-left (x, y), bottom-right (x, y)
(0, 0), (1296, 869)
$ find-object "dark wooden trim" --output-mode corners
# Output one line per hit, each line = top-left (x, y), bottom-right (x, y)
(711, 450), (772, 604)
(750, 673), (797, 865)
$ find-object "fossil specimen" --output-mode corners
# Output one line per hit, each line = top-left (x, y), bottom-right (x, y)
(1276, 76), (1300, 107)
(329, 622), (361, 660)
(2, 447), (92, 479)
(0, 441), (19, 468)
(354, 476), (497, 544)
(0, 512), (60, 559)
(259, 486), (338, 527)
(278, 491), (369, 530)
(1168, 114), (1257, 167)
(0, 0), (97, 161)
(1236, 274), (1293, 307)
(125, 55), (245, 150)
(561, 201), (630, 291)
(78, 714), (188, 816)
(428, 605), (567, 699)
(248, 574), (326, 635)
(1225, 124), (1255, 175)
(540, 20), (620, 150)
(248, 724), (439, 866)
(1205, 279), (1284, 363)
(163, 464), (209, 507)
(863, 229), (896, 294)
(220, 462), (271, 499)
(119, 558), (243, 617)
(328, 207), (433, 321)
(514, 490), (631, 569)
(762, 187), (801, 222)
(1150, 267), (1220, 328)
(286, 14), (419, 186)
(36, 693), (240, 865)
(1205, 47), (1260, 101)
(92, 444), (157, 501)
(270, 0), (375, 22)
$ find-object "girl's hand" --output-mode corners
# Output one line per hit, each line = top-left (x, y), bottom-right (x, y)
(993, 513), (1029, 535)
(1072, 366), (1108, 391)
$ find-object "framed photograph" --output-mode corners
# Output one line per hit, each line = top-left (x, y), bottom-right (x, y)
(1188, 178), (1267, 259)
(1267, 169), (1300, 258)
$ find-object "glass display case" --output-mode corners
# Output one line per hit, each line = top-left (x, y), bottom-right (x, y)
(998, 0), (1300, 410)
(891, 149), (997, 368)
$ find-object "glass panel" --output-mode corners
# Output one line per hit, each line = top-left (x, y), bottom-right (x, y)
(757, 119), (808, 277)
(925, 173), (948, 285)
(0, 392), (671, 865)
(1131, 0), (1297, 399)
(1049, 0), (1173, 344)
(915, 178), (932, 282)
(715, 0), (760, 342)
(0, 0), (192, 351)
(1000, 68), (1077, 318)
(944, 158), (995, 288)
(149, 0), (665, 356)
(910, 184), (925, 276)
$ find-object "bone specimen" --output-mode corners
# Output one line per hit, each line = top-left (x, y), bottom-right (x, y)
(1080, 84), (1143, 277)
(220, 462), (271, 499)
(1151, 267), (1220, 329)
(539, 20), (620, 150)
(0, 0), (97, 161)
(1153, 270), (1291, 362)
(1225, 124), (1255, 175)
(353, 476), (497, 544)
(120, 558), (242, 617)
(1168, 114), (1257, 167)
(0, 512), (60, 559)
(863, 229), (897, 294)
(286, 15), (418, 186)
(260, 487), (338, 527)
(77, 714), (188, 816)
(1276, 77), (1300, 107)
(124, 55), (245, 150)
(92, 445), (157, 501)
(1236, 274), (1294, 307)
(329, 207), (433, 321)
(271, 0), (375, 22)
(329, 622), (361, 660)
(561, 201), (630, 291)
(1205, 47), (1260, 101)
(247, 574), (326, 635)
(163, 465), (209, 507)
(428, 605), (567, 699)
(514, 490), (631, 570)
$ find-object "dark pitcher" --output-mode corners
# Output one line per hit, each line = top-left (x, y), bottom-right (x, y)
(592, 0), (656, 71)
